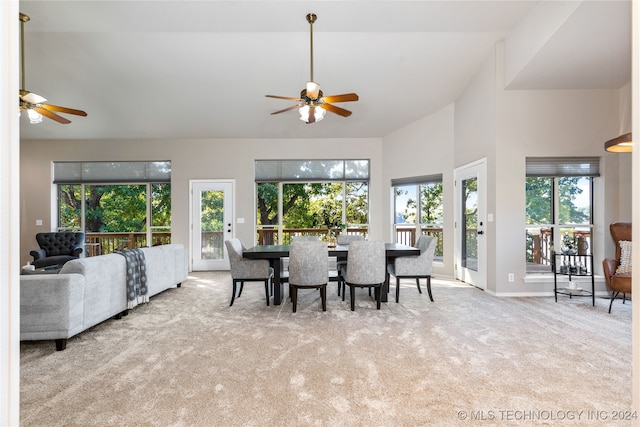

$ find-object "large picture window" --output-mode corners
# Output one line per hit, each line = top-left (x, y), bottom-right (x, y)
(255, 160), (369, 244)
(392, 174), (444, 262)
(525, 157), (598, 273)
(55, 161), (171, 255)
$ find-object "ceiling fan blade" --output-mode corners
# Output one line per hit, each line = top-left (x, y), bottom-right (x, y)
(308, 107), (316, 124)
(41, 103), (88, 117)
(319, 103), (352, 117)
(266, 94), (303, 102)
(33, 106), (72, 124)
(321, 93), (359, 104)
(270, 104), (303, 115)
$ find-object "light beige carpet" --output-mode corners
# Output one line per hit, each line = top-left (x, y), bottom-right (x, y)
(20, 272), (632, 426)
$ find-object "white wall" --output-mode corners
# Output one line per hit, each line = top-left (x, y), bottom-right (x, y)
(381, 104), (455, 277)
(454, 47), (498, 292)
(1, 1), (20, 425)
(496, 40), (624, 295)
(20, 138), (383, 268)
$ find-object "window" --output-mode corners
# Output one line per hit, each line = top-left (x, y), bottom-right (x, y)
(392, 175), (443, 262)
(525, 157), (598, 273)
(255, 160), (369, 244)
(55, 161), (171, 255)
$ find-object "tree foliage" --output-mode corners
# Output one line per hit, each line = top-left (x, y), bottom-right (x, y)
(58, 183), (171, 232)
(257, 181), (368, 228)
(526, 177), (589, 225)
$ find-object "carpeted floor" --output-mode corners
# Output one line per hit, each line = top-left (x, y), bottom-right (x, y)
(20, 272), (632, 426)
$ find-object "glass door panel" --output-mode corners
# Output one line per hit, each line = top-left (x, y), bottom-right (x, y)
(461, 177), (478, 271)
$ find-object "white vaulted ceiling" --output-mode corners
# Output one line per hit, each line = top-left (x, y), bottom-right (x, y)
(17, 0), (631, 140)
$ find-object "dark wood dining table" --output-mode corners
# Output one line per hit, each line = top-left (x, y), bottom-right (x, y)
(243, 243), (420, 305)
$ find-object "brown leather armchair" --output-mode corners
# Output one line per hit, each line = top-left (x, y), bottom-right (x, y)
(602, 222), (632, 313)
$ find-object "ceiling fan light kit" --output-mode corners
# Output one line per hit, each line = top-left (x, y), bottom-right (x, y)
(19, 12), (87, 125)
(266, 13), (358, 124)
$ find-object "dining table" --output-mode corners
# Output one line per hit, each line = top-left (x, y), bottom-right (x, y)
(243, 243), (420, 305)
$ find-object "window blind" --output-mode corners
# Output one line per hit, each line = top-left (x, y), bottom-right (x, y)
(54, 161), (171, 183)
(525, 157), (600, 177)
(391, 174), (443, 187)
(255, 159), (369, 182)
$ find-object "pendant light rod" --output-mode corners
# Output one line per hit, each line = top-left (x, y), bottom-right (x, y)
(306, 13), (316, 83)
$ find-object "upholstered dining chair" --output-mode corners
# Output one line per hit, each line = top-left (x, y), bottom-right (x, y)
(335, 234), (364, 295)
(387, 234), (437, 303)
(288, 240), (329, 313)
(603, 222), (632, 313)
(225, 238), (274, 307)
(339, 240), (386, 311)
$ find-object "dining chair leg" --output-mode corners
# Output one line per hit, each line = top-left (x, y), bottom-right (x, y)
(426, 276), (433, 302)
(320, 285), (327, 311)
(238, 281), (244, 298)
(350, 286), (356, 311)
(264, 280), (270, 306)
(230, 281), (238, 306)
(395, 277), (401, 303)
(375, 286), (381, 309)
(292, 286), (298, 313)
(416, 278), (422, 294)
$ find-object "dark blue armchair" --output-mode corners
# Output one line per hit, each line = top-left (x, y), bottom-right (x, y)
(30, 232), (85, 269)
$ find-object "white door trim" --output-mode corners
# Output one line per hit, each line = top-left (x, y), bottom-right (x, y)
(454, 158), (487, 290)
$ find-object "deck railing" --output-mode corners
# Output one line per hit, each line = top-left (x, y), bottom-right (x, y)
(86, 227), (447, 258)
(257, 228), (369, 246)
(526, 228), (591, 272)
(394, 226), (444, 257)
(84, 232), (171, 256)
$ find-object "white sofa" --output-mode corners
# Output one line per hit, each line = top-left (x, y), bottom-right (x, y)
(20, 243), (187, 351)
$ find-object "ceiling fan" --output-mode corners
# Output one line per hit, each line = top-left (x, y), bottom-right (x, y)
(265, 13), (358, 124)
(19, 13), (87, 124)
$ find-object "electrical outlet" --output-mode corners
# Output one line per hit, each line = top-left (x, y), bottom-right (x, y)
(508, 273), (515, 282)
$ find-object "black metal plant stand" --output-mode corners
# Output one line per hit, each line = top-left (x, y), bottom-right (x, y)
(552, 251), (595, 306)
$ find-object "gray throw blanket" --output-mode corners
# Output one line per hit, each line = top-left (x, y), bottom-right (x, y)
(116, 248), (149, 309)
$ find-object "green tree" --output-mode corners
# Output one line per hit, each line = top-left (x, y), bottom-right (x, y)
(257, 181), (368, 228)
(346, 182), (368, 224)
(199, 190), (224, 232)
(97, 185), (146, 232)
(420, 183), (443, 224)
(151, 183), (171, 229)
(526, 177), (552, 224)
(558, 177), (589, 224)
(58, 184), (171, 233)
(58, 184), (82, 229)
(257, 183), (311, 226)
(526, 177), (588, 225)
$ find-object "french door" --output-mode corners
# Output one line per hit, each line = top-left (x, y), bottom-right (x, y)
(191, 180), (234, 271)
(454, 159), (486, 290)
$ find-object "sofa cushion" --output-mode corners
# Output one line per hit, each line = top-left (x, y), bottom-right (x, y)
(616, 240), (632, 275)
